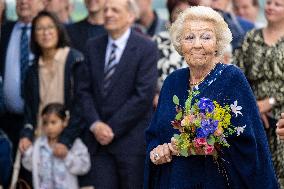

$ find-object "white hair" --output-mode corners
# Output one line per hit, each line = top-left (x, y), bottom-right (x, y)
(169, 6), (232, 56)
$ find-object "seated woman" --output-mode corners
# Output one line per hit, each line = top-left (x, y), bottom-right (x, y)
(144, 6), (278, 189)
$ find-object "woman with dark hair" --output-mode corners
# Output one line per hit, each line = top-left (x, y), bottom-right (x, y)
(19, 11), (84, 159)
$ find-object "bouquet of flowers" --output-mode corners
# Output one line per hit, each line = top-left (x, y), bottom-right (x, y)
(171, 90), (245, 157)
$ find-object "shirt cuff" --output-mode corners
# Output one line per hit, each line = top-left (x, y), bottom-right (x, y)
(89, 121), (100, 132)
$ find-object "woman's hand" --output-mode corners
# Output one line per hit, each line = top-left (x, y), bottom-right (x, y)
(276, 113), (284, 140)
(19, 137), (32, 153)
(150, 143), (172, 165)
(257, 98), (272, 114)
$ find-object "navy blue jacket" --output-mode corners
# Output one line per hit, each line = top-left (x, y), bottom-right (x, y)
(71, 30), (158, 155)
(20, 48), (84, 148)
(144, 64), (278, 189)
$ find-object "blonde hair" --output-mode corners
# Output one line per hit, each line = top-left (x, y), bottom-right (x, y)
(169, 6), (232, 56)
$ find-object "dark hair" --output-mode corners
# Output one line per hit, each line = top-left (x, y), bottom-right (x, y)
(41, 103), (68, 121)
(167, 0), (199, 22)
(30, 11), (70, 57)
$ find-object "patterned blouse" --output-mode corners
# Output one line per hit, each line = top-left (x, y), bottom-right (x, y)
(153, 31), (188, 91)
(234, 29), (284, 120)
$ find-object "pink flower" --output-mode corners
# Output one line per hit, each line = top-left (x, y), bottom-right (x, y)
(194, 138), (207, 147)
(205, 144), (214, 155)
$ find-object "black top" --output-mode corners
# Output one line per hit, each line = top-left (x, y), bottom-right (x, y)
(67, 18), (106, 53)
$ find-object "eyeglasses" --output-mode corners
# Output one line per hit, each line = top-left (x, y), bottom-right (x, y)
(35, 25), (56, 33)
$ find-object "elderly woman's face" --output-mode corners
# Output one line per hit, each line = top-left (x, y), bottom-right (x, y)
(181, 20), (217, 68)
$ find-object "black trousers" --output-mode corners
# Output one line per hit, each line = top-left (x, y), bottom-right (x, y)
(93, 148), (145, 189)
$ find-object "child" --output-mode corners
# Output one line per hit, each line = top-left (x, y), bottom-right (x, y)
(22, 103), (90, 189)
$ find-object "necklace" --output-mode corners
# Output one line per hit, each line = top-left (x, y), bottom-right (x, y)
(189, 63), (217, 86)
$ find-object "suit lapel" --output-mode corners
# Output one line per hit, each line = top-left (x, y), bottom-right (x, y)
(94, 36), (108, 94)
(103, 31), (137, 97)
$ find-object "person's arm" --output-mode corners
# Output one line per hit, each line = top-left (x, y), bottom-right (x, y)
(19, 68), (35, 153)
(276, 113), (284, 140)
(64, 139), (91, 175)
(221, 66), (278, 188)
(58, 52), (100, 148)
(21, 146), (33, 171)
(107, 41), (158, 139)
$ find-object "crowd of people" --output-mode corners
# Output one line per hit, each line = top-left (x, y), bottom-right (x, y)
(0, 0), (284, 188)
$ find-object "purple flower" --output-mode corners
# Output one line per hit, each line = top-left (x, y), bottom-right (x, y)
(198, 98), (214, 113)
(196, 119), (218, 138)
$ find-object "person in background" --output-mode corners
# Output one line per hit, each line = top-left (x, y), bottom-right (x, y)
(134, 0), (168, 37)
(234, 0), (284, 187)
(0, 129), (12, 189)
(208, 0), (255, 50)
(19, 10), (84, 164)
(71, 0), (158, 187)
(22, 103), (90, 189)
(144, 6), (277, 189)
(0, 0), (6, 26)
(67, 0), (107, 53)
(277, 113), (284, 140)
(152, 0), (198, 108)
(0, 0), (44, 156)
(45, 0), (73, 24)
(232, 0), (265, 28)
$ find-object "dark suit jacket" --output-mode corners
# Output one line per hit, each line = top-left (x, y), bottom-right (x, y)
(66, 18), (106, 53)
(0, 21), (16, 78)
(73, 30), (158, 155)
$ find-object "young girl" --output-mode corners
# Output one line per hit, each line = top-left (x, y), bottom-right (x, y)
(22, 103), (90, 189)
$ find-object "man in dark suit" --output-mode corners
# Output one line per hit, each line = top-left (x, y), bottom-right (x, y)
(72, 0), (158, 188)
(0, 0), (43, 187)
(0, 0), (43, 155)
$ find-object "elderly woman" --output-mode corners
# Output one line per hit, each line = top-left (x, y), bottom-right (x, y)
(144, 6), (278, 189)
(234, 0), (284, 187)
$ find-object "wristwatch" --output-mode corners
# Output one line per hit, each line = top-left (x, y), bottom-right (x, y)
(269, 97), (276, 106)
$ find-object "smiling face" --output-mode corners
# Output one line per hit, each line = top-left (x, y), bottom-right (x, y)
(181, 19), (218, 68)
(265, 0), (284, 24)
(35, 16), (59, 51)
(104, 0), (135, 38)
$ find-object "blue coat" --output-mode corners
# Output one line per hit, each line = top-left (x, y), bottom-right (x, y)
(144, 64), (278, 189)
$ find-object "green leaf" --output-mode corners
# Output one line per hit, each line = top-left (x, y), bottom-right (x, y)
(175, 111), (183, 120)
(207, 135), (215, 145)
(173, 95), (179, 105)
(185, 98), (191, 114)
(190, 148), (196, 155)
(173, 134), (180, 141)
(180, 148), (189, 157)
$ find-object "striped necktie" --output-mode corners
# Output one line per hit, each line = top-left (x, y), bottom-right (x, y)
(103, 43), (117, 96)
(20, 25), (30, 95)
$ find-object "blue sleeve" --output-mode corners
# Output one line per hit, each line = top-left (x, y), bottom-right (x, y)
(221, 67), (278, 189)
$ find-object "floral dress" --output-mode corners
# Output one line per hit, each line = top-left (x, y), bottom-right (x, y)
(234, 28), (284, 188)
(153, 31), (188, 91)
